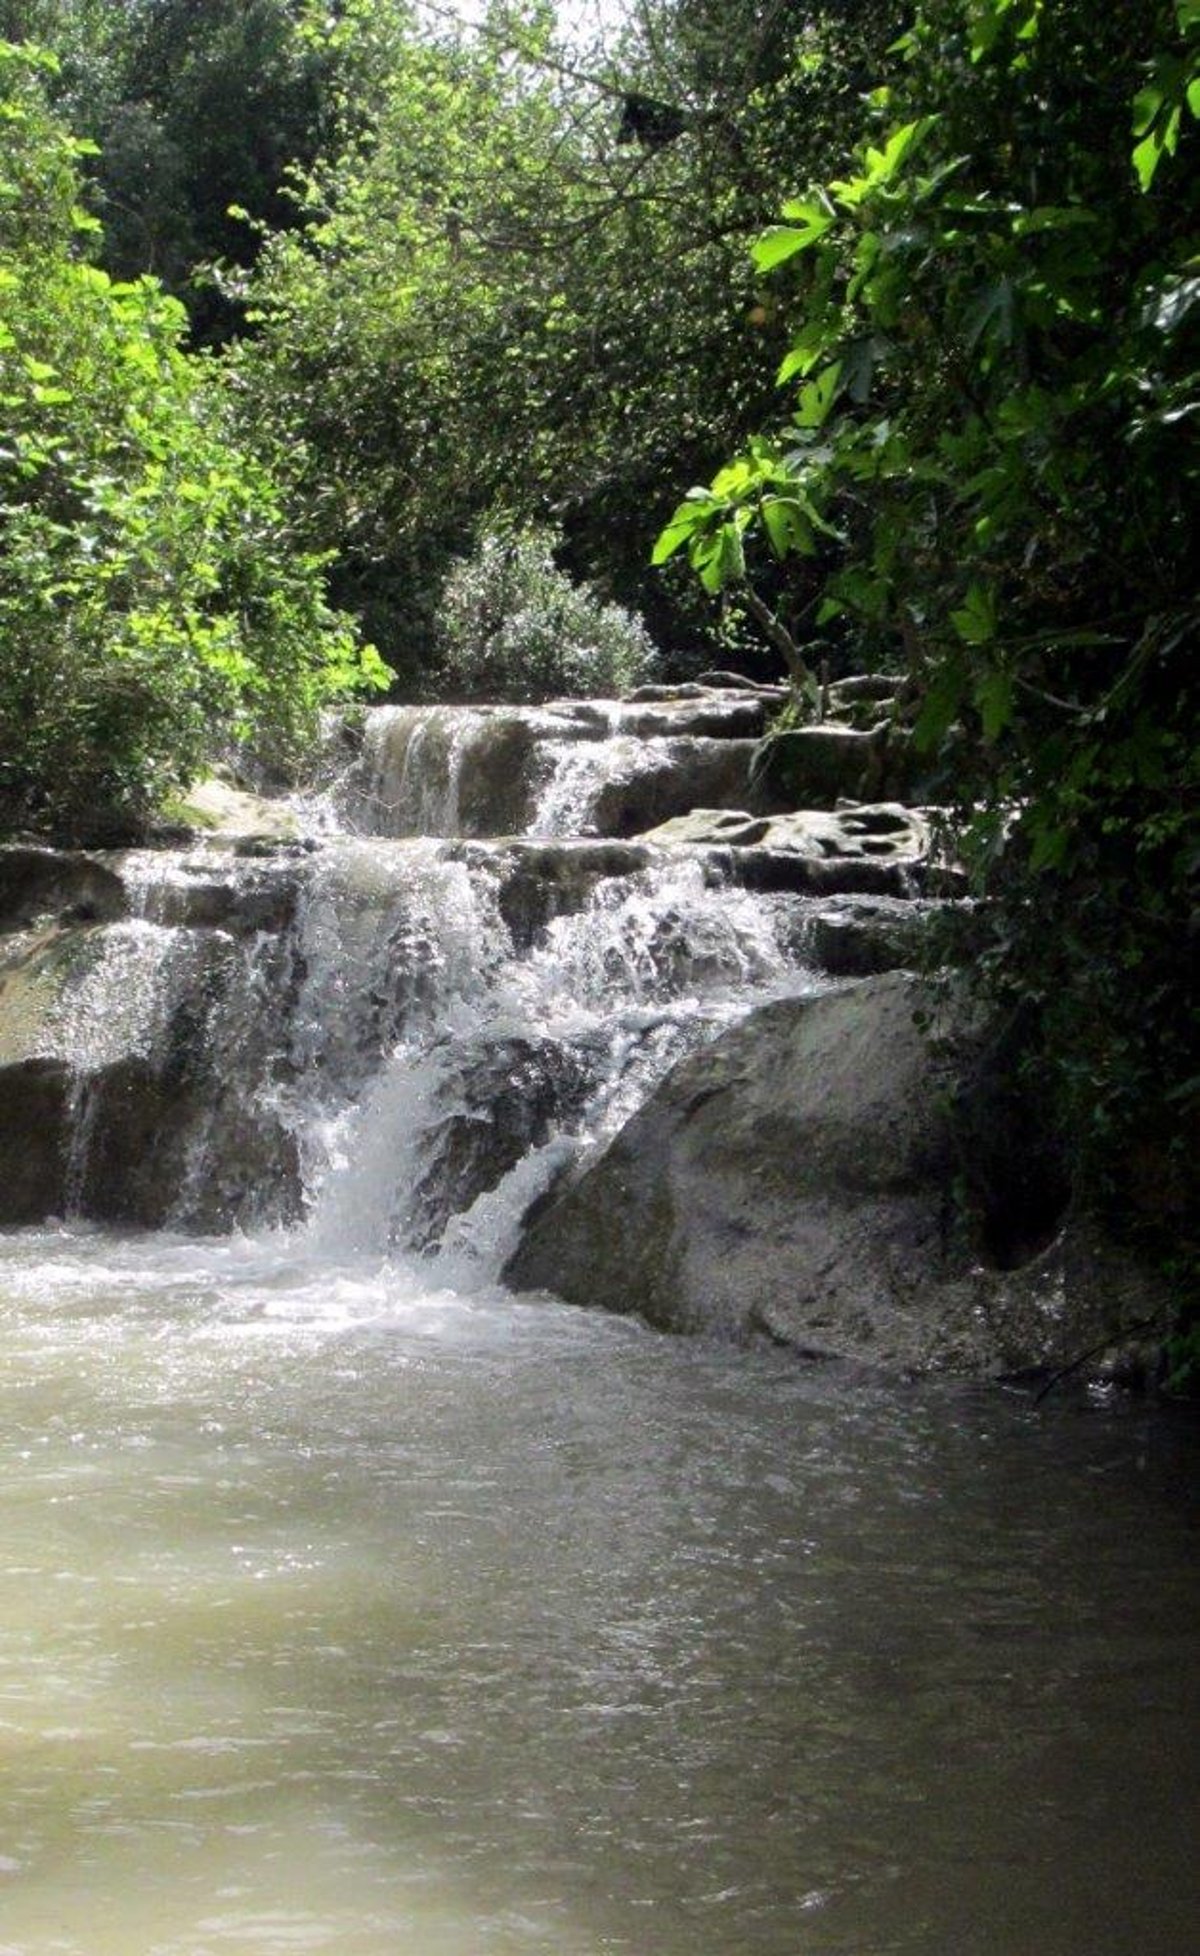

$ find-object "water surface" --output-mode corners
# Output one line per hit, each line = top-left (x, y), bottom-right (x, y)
(1, 1227), (1195, 1955)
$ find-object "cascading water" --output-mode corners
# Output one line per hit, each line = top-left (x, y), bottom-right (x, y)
(1, 694), (822, 1258)
(1, 694), (1195, 1956)
(293, 840), (812, 1270)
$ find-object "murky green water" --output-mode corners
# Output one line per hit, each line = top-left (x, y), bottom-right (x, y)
(1, 1226), (1196, 1955)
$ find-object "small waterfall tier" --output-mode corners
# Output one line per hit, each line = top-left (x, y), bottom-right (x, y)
(0, 686), (958, 1271)
(331, 686), (777, 838)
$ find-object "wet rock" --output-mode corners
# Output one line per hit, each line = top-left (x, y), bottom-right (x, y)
(714, 848), (915, 899)
(824, 675), (906, 727)
(0, 846), (128, 932)
(468, 840), (652, 948)
(547, 690), (776, 740)
(0, 874), (304, 1229)
(750, 726), (937, 809)
(71, 1056), (202, 1226)
(0, 920), (106, 1063)
(339, 696), (789, 839)
(805, 897), (977, 977)
(694, 672), (787, 696)
(638, 809), (773, 848)
(586, 738), (757, 836)
(406, 1033), (594, 1251)
(610, 696), (772, 741)
(60, 1024), (302, 1232)
(339, 707), (550, 837)
(0, 1056), (72, 1220)
(131, 856), (302, 935)
(506, 973), (1148, 1377)
(624, 682), (713, 702)
(455, 716), (545, 835)
(827, 673), (903, 705)
(173, 1103), (302, 1232)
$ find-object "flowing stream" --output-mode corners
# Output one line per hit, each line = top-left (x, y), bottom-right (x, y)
(1, 700), (1197, 1953)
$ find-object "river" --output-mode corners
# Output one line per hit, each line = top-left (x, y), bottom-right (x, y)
(0, 1226), (1196, 1954)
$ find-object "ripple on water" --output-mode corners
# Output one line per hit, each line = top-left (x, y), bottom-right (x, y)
(0, 1224), (1197, 1956)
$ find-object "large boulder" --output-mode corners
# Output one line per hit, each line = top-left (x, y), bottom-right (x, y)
(505, 973), (1156, 1377)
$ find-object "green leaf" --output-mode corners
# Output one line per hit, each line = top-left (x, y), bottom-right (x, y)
(974, 666), (1014, 741)
(651, 496), (713, 565)
(1028, 821), (1069, 871)
(914, 660), (967, 751)
(691, 521), (745, 594)
(780, 194), (833, 225)
(1011, 205), (1097, 236)
(751, 212), (834, 271)
(777, 323), (833, 385)
(951, 583), (998, 644)
(794, 362), (843, 430)
(760, 496), (815, 558)
(1133, 130), (1164, 191)
(965, 277), (1014, 352)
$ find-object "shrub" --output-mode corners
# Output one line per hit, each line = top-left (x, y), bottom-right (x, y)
(0, 40), (389, 842)
(434, 527), (658, 704)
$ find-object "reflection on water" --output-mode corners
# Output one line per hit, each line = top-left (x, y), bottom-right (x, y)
(0, 1225), (1197, 1955)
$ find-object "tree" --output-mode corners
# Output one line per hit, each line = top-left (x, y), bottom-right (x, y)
(233, 0), (907, 684)
(0, 1), (342, 342)
(0, 41), (388, 841)
(655, 0), (1199, 1252)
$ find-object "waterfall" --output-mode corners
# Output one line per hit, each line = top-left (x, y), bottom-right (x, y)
(294, 843), (813, 1271)
(0, 689), (838, 1263)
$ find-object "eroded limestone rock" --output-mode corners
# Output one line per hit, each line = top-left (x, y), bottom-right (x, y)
(638, 802), (931, 863)
(173, 775), (301, 842)
(506, 973), (1150, 1378)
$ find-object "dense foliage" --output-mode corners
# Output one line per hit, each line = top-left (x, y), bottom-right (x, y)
(655, 0), (1199, 1263)
(234, 0), (906, 682)
(0, 41), (387, 840)
(0, 0), (340, 343)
